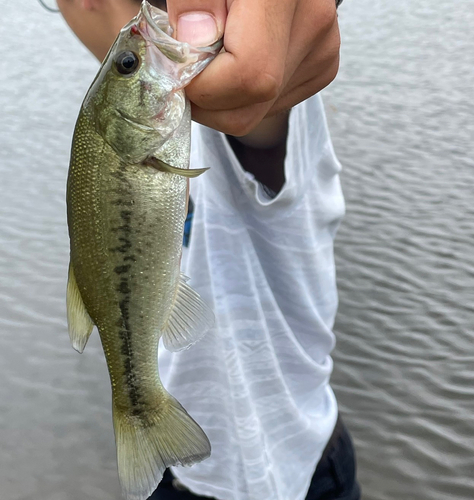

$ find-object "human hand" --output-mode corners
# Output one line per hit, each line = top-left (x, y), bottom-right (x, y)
(167, 0), (341, 136)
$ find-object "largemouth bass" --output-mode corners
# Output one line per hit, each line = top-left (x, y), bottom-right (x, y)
(66, 3), (219, 499)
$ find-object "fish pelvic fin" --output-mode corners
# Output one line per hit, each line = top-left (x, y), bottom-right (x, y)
(162, 274), (215, 352)
(113, 394), (211, 500)
(66, 262), (94, 353)
(145, 157), (209, 178)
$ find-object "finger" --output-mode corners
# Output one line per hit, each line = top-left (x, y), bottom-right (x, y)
(281, 0), (337, 87)
(198, 51), (339, 135)
(167, 0), (228, 46)
(184, 0), (296, 111)
(268, 56), (340, 117)
(204, 50), (339, 136)
(269, 0), (340, 114)
(190, 99), (275, 136)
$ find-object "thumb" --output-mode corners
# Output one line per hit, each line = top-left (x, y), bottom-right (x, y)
(166, 0), (227, 47)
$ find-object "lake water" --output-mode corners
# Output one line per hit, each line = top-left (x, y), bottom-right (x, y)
(1, 0), (473, 499)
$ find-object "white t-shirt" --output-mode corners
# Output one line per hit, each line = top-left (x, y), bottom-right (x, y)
(158, 94), (345, 500)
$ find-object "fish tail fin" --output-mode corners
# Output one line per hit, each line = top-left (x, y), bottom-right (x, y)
(112, 394), (210, 500)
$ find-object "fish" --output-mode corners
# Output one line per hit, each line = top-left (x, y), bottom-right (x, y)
(65, 2), (220, 499)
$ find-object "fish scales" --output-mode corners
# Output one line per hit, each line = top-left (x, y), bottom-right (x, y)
(65, 3), (219, 499)
(69, 108), (186, 410)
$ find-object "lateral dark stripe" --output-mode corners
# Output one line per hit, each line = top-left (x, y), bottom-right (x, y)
(113, 163), (142, 409)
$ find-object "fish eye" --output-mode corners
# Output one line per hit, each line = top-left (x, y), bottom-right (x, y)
(115, 51), (140, 76)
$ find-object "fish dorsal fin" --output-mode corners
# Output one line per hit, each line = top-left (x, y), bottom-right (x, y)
(66, 263), (94, 353)
(162, 274), (214, 352)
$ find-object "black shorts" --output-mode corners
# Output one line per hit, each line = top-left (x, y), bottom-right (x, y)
(149, 415), (361, 500)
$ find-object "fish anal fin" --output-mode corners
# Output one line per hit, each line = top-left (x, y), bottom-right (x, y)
(66, 263), (94, 353)
(162, 274), (214, 352)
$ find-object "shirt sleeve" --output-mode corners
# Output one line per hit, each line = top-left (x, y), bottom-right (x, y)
(189, 94), (341, 220)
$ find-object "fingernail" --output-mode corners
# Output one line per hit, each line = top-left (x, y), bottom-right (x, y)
(177, 12), (218, 47)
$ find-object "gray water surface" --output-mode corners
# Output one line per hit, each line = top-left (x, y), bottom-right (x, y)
(1, 1), (473, 499)
(327, 1), (474, 499)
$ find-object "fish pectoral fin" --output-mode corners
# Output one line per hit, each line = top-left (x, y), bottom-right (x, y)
(66, 262), (94, 354)
(162, 274), (215, 352)
(113, 392), (210, 500)
(145, 157), (209, 178)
